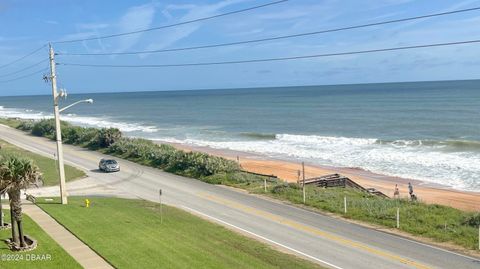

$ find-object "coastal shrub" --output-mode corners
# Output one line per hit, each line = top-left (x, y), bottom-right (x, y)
(204, 171), (267, 185)
(151, 144), (177, 166)
(164, 150), (189, 173)
(271, 183), (293, 194)
(107, 138), (156, 159)
(17, 120), (34, 131)
(31, 119), (57, 138)
(462, 213), (480, 227)
(107, 137), (240, 177)
(181, 151), (239, 177)
(75, 127), (99, 146)
(62, 126), (85, 144)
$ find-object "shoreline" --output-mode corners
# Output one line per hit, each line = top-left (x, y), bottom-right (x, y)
(160, 140), (480, 212)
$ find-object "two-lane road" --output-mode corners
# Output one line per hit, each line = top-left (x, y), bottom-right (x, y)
(1, 124), (478, 269)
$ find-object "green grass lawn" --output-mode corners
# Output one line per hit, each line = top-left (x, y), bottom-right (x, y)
(0, 209), (81, 269)
(0, 140), (85, 186)
(38, 197), (323, 269)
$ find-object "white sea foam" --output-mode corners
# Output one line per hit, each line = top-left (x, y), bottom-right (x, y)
(0, 106), (158, 133)
(162, 134), (480, 191)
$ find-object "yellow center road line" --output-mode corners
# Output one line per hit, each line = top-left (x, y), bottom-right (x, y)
(199, 192), (432, 269)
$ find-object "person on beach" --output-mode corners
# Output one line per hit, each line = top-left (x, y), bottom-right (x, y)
(408, 182), (417, 201)
(394, 184), (400, 199)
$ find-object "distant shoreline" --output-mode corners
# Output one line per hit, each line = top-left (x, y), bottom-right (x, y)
(158, 139), (480, 212)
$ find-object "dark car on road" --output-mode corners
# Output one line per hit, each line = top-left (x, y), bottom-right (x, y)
(99, 159), (120, 172)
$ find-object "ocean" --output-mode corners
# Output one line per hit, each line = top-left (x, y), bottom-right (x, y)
(1, 80), (479, 191)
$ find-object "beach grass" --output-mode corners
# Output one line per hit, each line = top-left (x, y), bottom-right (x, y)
(38, 197), (324, 269)
(0, 118), (24, 129)
(0, 209), (81, 269)
(241, 181), (479, 250)
(0, 139), (85, 186)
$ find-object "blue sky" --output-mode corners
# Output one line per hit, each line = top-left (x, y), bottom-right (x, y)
(0, 0), (480, 95)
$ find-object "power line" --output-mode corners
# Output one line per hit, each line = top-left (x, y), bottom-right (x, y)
(57, 6), (480, 56)
(0, 58), (49, 78)
(52, 0), (288, 44)
(0, 67), (49, 83)
(0, 44), (47, 70)
(57, 39), (480, 68)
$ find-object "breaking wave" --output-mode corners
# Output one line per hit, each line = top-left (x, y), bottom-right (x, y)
(0, 106), (158, 133)
(163, 134), (480, 191)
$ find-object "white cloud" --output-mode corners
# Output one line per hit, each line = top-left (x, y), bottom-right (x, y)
(142, 0), (250, 54)
(114, 3), (157, 52)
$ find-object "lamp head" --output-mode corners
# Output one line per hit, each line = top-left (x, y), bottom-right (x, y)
(85, 99), (94, 104)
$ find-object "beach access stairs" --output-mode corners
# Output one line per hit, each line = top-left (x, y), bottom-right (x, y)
(302, 173), (389, 198)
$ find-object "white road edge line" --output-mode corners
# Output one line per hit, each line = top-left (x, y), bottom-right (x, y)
(181, 205), (344, 269)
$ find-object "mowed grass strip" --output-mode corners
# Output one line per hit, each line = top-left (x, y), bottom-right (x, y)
(0, 209), (82, 269)
(0, 139), (85, 186)
(39, 197), (324, 269)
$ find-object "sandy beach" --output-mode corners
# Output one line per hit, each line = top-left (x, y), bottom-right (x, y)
(166, 141), (480, 212)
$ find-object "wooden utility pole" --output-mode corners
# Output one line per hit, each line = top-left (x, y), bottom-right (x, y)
(49, 43), (67, 205)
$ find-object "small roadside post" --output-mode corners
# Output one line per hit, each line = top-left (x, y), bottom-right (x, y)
(302, 162), (306, 204)
(396, 207), (400, 228)
(264, 177), (267, 193)
(344, 196), (347, 214)
(159, 189), (163, 225)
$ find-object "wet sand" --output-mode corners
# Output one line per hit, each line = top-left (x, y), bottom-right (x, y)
(162, 141), (480, 212)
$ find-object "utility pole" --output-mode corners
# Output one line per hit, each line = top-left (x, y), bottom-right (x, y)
(302, 162), (306, 204)
(49, 43), (67, 205)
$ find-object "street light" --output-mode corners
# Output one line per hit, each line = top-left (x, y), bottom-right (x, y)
(59, 99), (94, 113)
(52, 98), (93, 205)
(52, 98), (93, 206)
(49, 42), (94, 205)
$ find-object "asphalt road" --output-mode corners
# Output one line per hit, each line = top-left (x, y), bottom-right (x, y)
(1, 125), (479, 269)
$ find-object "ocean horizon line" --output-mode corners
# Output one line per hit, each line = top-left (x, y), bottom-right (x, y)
(2, 77), (480, 98)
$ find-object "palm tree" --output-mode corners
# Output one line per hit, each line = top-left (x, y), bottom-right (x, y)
(0, 155), (41, 248)
(98, 128), (122, 148)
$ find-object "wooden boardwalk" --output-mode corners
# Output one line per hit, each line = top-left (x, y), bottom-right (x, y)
(303, 173), (389, 198)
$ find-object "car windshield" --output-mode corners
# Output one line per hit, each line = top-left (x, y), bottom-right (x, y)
(105, 160), (117, 165)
